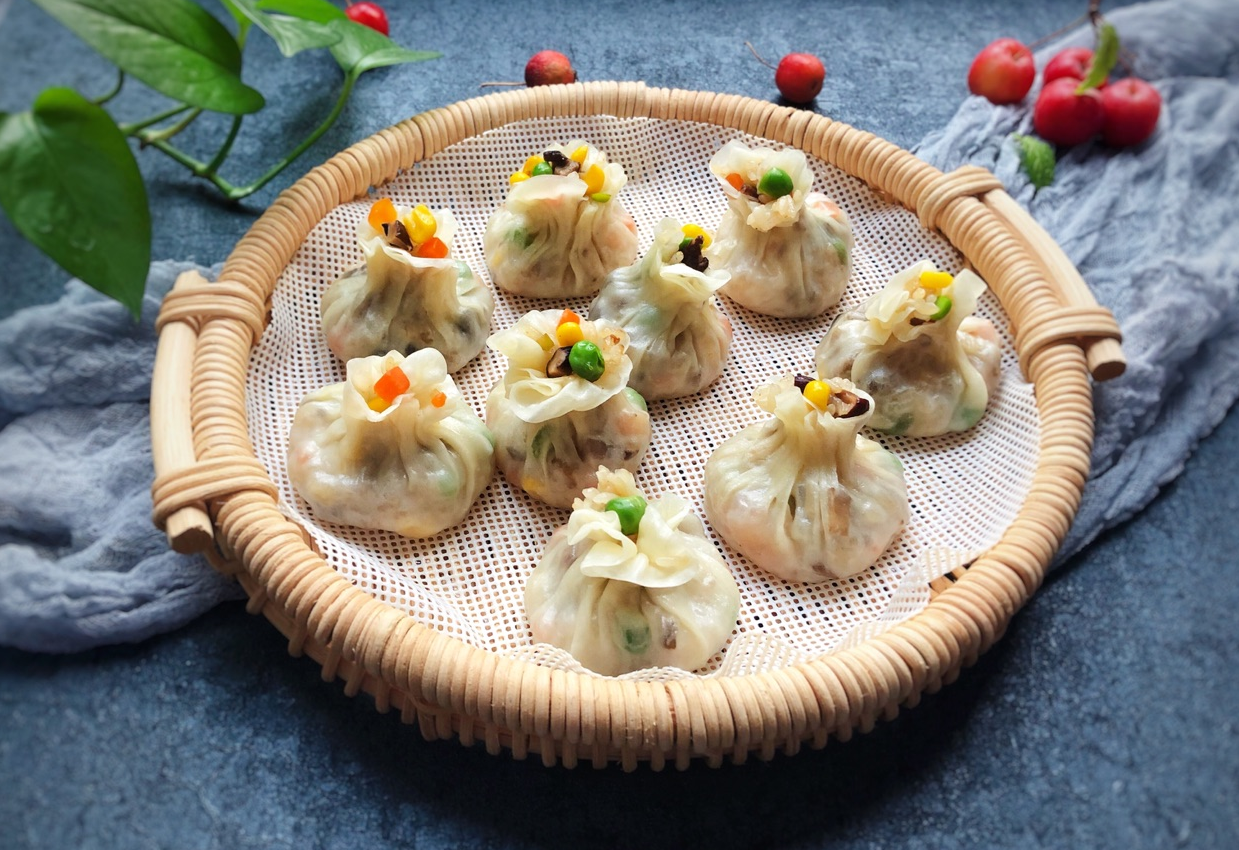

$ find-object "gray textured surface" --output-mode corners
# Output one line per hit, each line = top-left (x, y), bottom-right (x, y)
(2, 411), (1236, 849)
(2, 0), (1237, 847)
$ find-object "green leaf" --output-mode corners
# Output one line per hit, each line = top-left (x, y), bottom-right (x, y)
(1077, 23), (1120, 93)
(221, 0), (340, 58)
(0, 89), (150, 317)
(255, 0), (348, 24)
(29, 0), (264, 115)
(1013, 134), (1056, 190)
(326, 19), (440, 79)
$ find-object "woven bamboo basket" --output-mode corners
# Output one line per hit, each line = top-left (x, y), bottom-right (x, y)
(149, 82), (1123, 771)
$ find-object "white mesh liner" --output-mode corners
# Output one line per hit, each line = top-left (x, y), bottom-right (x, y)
(246, 116), (1039, 682)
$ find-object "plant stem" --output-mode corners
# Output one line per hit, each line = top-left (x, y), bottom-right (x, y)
(223, 73), (358, 200)
(139, 108), (203, 144)
(204, 115), (245, 175)
(141, 138), (240, 196)
(119, 105), (192, 136)
(94, 71), (125, 105)
(137, 74), (357, 202)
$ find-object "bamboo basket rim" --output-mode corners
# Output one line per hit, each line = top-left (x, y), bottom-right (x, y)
(149, 81), (1123, 770)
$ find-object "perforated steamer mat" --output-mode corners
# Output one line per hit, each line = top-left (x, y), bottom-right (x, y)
(246, 115), (1038, 681)
(152, 83), (1123, 767)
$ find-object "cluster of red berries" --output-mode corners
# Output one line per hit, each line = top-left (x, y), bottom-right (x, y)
(967, 37), (1162, 148)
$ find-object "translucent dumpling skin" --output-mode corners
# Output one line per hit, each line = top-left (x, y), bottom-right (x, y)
(525, 468), (740, 675)
(704, 377), (908, 582)
(815, 261), (1002, 436)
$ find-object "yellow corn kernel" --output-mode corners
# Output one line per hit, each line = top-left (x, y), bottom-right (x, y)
(367, 396), (390, 413)
(522, 155), (543, 175)
(583, 164), (606, 195)
(570, 145), (589, 163)
(556, 321), (584, 346)
(803, 380), (832, 410)
(681, 223), (712, 249)
(919, 269), (954, 290)
(509, 171), (531, 185)
(407, 204), (436, 244)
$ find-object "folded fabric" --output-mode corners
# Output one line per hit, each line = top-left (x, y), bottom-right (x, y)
(0, 262), (244, 653)
(914, 0), (1239, 564)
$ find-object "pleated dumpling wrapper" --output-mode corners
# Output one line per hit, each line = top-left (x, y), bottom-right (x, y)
(588, 218), (733, 400)
(484, 141), (638, 298)
(704, 376), (908, 582)
(815, 260), (1002, 436)
(525, 467), (741, 676)
(287, 348), (495, 538)
(704, 141), (853, 319)
(322, 200), (494, 372)
(486, 309), (650, 508)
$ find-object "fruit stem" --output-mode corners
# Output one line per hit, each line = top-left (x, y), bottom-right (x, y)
(745, 41), (776, 70)
(1088, 0), (1104, 27)
(478, 81), (526, 88)
(1029, 0), (1107, 51)
(1028, 13), (1088, 50)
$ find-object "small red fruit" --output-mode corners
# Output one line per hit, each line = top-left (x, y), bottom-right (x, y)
(524, 50), (576, 86)
(1033, 76), (1105, 146)
(345, 1), (389, 36)
(1101, 78), (1162, 147)
(775, 52), (826, 104)
(967, 38), (1036, 105)
(1043, 47), (1103, 86)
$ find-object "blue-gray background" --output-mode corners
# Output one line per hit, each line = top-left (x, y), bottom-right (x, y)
(2, 0), (1237, 848)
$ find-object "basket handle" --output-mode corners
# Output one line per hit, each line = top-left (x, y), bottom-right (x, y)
(150, 271), (215, 553)
(917, 166), (1125, 382)
(982, 188), (1125, 381)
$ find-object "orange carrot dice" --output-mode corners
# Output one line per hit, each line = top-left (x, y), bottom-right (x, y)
(414, 237), (449, 259)
(374, 365), (410, 403)
(368, 198), (397, 229)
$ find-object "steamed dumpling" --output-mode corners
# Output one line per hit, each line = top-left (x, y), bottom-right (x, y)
(322, 200), (493, 372)
(704, 141), (853, 318)
(486, 310), (651, 507)
(525, 467), (740, 676)
(588, 218), (733, 400)
(814, 260), (1002, 436)
(704, 375), (908, 582)
(484, 141), (638, 299)
(287, 348), (496, 538)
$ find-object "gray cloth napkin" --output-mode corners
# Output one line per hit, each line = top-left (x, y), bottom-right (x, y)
(0, 262), (244, 653)
(914, 0), (1239, 563)
(2, 0), (1236, 652)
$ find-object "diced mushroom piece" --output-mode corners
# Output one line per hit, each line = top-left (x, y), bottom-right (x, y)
(660, 616), (678, 650)
(677, 235), (709, 273)
(543, 149), (580, 176)
(545, 346), (574, 378)
(388, 219), (414, 252)
(832, 389), (870, 419)
(828, 489), (852, 537)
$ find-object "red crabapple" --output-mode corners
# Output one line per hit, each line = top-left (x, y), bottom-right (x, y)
(967, 38), (1036, 105)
